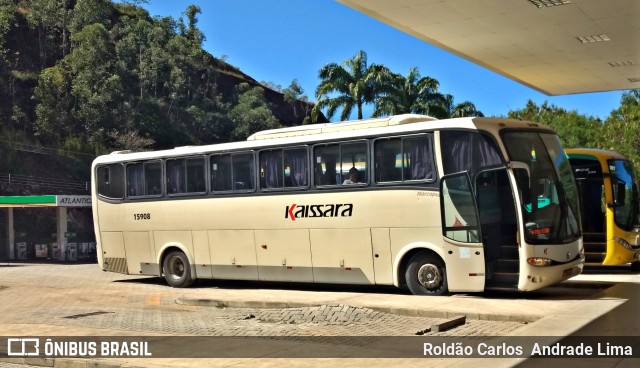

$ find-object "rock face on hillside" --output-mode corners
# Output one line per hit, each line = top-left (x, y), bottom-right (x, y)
(213, 58), (323, 126)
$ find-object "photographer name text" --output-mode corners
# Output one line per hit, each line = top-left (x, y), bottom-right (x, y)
(423, 342), (633, 357)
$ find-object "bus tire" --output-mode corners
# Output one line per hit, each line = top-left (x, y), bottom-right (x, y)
(162, 251), (195, 288)
(631, 261), (640, 273)
(405, 252), (448, 296)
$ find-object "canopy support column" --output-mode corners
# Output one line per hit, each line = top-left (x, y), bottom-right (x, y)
(7, 208), (14, 260)
(57, 207), (68, 261)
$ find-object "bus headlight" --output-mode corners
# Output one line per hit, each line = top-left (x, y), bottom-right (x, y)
(527, 257), (553, 267)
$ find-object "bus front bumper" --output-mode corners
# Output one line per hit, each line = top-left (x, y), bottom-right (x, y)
(519, 255), (584, 292)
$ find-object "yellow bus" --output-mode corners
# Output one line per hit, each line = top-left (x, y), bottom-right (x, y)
(91, 114), (584, 295)
(566, 149), (640, 269)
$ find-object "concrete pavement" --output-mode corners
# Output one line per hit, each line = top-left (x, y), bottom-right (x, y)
(0, 263), (638, 367)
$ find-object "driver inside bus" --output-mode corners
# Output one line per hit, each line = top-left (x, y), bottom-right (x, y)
(343, 167), (361, 184)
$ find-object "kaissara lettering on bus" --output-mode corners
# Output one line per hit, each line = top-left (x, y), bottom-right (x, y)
(285, 203), (353, 221)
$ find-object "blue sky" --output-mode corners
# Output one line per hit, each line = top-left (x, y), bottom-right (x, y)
(140, 0), (625, 122)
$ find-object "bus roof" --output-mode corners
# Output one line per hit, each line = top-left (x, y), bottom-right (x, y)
(92, 116), (554, 166)
(246, 114), (437, 140)
(565, 148), (629, 161)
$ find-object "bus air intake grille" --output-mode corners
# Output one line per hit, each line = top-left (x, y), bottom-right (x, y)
(103, 257), (128, 274)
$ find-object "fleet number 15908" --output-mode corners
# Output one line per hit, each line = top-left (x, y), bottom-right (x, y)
(133, 213), (151, 220)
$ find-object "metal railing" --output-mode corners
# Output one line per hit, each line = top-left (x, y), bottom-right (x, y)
(0, 172), (90, 192)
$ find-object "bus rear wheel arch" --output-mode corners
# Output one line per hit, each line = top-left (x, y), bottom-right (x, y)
(404, 251), (448, 296)
(162, 250), (195, 288)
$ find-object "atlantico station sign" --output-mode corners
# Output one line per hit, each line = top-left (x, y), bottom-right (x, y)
(0, 195), (91, 207)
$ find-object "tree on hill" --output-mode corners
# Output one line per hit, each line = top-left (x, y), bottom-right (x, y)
(283, 79), (312, 124)
(229, 83), (280, 141)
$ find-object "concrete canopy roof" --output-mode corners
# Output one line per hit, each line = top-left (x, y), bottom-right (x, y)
(337, 0), (640, 96)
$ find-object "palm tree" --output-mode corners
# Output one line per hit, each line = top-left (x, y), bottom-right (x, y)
(372, 66), (444, 117)
(433, 94), (484, 119)
(313, 50), (392, 122)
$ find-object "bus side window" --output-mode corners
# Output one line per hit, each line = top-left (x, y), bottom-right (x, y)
(144, 161), (162, 195)
(375, 138), (402, 182)
(126, 163), (144, 197)
(313, 142), (367, 186)
(375, 135), (435, 183)
(340, 142), (367, 185)
(440, 131), (502, 175)
(211, 154), (232, 192)
(260, 150), (283, 189)
(404, 136), (435, 181)
(441, 173), (480, 243)
(97, 164), (124, 199)
(314, 145), (339, 186)
(166, 159), (186, 194)
(186, 157), (206, 193)
(284, 148), (308, 188)
(232, 152), (255, 191)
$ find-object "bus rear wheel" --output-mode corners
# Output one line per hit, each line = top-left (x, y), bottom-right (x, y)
(163, 251), (195, 288)
(405, 252), (448, 296)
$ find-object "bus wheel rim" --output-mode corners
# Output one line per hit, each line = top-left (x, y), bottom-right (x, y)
(168, 256), (185, 280)
(417, 264), (441, 289)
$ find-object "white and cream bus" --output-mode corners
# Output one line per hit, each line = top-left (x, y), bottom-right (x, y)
(91, 114), (584, 295)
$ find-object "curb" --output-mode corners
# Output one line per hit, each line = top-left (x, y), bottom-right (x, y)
(176, 297), (311, 310)
(175, 297), (540, 323)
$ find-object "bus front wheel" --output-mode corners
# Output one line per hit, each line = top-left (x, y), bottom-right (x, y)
(162, 251), (195, 288)
(405, 252), (448, 296)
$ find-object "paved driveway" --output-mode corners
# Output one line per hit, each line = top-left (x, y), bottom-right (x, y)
(0, 262), (637, 367)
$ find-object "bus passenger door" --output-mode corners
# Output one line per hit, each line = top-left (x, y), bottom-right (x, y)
(476, 169), (520, 289)
(255, 229), (313, 282)
(440, 173), (485, 292)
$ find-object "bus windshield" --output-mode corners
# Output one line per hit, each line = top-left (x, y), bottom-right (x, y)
(608, 159), (640, 231)
(503, 132), (581, 244)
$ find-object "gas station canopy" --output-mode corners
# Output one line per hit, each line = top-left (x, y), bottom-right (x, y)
(337, 0), (640, 95)
(0, 195), (92, 261)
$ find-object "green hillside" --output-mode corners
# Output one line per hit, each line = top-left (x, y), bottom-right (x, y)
(0, 0), (322, 195)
